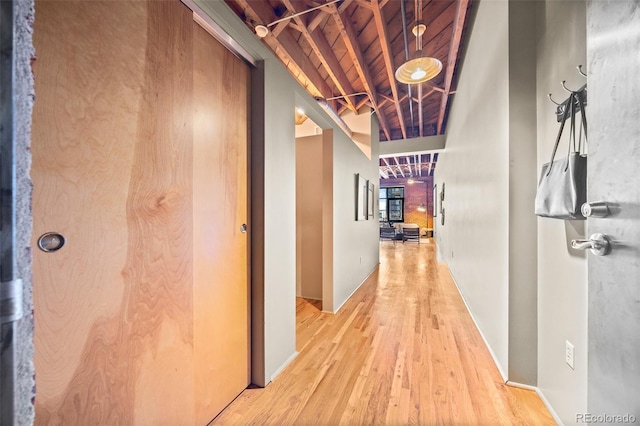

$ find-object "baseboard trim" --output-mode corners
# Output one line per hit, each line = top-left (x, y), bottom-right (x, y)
(506, 382), (563, 425)
(298, 296), (322, 302)
(328, 264), (379, 314)
(269, 351), (299, 383)
(534, 387), (564, 426)
(505, 380), (536, 391)
(446, 266), (508, 382)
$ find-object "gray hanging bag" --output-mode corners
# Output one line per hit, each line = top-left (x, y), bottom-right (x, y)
(534, 91), (588, 219)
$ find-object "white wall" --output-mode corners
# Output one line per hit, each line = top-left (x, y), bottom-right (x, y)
(262, 60), (299, 381)
(332, 115), (380, 312)
(437, 0), (588, 422)
(435, 0), (511, 377)
(535, 1), (588, 423)
(507, 0), (538, 386)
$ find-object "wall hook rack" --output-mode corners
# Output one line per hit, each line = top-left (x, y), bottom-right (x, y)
(549, 67), (587, 122)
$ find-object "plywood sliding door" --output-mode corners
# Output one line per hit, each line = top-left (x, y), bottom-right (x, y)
(192, 21), (250, 423)
(31, 1), (249, 424)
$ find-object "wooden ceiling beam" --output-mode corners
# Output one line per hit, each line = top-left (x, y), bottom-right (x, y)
(353, 0), (372, 10)
(235, 0), (333, 98)
(272, 21), (291, 37)
(329, 2), (392, 140)
(393, 157), (405, 178)
(379, 92), (395, 103)
(267, 34), (332, 96)
(356, 96), (371, 110)
(282, 21), (302, 35)
(416, 85), (438, 135)
(437, 0), (471, 134)
(372, 0), (407, 139)
(382, 158), (397, 178)
(282, 0), (358, 112)
(408, 84), (443, 105)
(308, 9), (328, 32)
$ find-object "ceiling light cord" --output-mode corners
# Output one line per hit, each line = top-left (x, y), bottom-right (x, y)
(325, 92), (370, 101)
(416, 0), (423, 50)
(400, 0), (416, 132)
(315, 97), (354, 138)
(255, 0), (341, 37)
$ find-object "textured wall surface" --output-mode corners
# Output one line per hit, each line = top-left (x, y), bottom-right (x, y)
(586, 0), (640, 418)
(15, 0), (35, 424)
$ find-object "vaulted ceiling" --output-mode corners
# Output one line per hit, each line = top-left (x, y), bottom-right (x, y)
(224, 0), (473, 142)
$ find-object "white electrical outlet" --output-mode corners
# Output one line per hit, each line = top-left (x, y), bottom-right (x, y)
(359, 256), (363, 264)
(566, 340), (575, 369)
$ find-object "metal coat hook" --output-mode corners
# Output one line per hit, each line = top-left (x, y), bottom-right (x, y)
(548, 93), (562, 106)
(561, 80), (579, 93)
(577, 65), (587, 78)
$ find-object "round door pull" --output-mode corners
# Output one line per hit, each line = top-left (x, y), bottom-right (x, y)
(38, 232), (66, 253)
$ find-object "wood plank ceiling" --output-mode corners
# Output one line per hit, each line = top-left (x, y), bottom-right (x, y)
(224, 0), (473, 143)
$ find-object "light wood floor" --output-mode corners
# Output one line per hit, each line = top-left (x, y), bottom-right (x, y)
(212, 240), (555, 425)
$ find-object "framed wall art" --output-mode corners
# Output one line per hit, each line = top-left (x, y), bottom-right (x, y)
(366, 180), (374, 220)
(355, 173), (367, 221)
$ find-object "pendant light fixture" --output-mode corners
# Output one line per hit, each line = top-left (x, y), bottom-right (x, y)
(395, 1), (442, 84)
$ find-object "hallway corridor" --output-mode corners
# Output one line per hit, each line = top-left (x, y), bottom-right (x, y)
(212, 241), (554, 425)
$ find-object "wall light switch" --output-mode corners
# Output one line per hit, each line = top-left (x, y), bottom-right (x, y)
(566, 340), (575, 370)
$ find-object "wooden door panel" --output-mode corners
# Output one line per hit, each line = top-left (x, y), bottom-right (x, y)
(33, 2), (250, 423)
(32, 1), (196, 424)
(192, 23), (250, 423)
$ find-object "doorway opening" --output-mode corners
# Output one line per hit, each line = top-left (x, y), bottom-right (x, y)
(294, 107), (332, 350)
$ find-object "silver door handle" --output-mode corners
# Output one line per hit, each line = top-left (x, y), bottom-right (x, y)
(240, 224), (247, 233)
(571, 233), (611, 256)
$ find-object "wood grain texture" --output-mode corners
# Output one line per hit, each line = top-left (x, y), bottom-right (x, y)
(32, 1), (249, 424)
(32, 2), (195, 424)
(214, 242), (556, 425)
(192, 21), (250, 424)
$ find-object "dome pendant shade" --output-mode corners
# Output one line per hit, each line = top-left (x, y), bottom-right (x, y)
(395, 53), (442, 84)
(255, 24), (269, 38)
